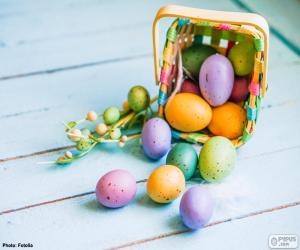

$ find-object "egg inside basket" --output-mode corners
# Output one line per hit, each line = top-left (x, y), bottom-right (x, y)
(153, 6), (269, 148)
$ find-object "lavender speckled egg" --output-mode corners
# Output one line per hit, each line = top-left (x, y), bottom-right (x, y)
(96, 169), (137, 208)
(180, 186), (214, 230)
(141, 118), (171, 160)
(199, 54), (234, 107)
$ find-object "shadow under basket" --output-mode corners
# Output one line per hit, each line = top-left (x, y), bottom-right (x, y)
(152, 5), (269, 148)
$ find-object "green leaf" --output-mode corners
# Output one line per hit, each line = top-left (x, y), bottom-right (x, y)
(65, 121), (77, 131)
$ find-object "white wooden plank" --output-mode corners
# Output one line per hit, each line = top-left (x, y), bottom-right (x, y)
(129, 205), (300, 250)
(1, 147), (299, 249)
(0, 0), (241, 77)
(0, 95), (300, 212)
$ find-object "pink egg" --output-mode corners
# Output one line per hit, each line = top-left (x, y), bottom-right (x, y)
(230, 76), (249, 102)
(180, 79), (201, 96)
(96, 169), (137, 208)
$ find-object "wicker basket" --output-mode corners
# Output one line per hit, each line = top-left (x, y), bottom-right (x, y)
(152, 5), (269, 147)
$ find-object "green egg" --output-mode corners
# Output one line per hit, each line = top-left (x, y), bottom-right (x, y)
(128, 86), (150, 112)
(228, 42), (255, 76)
(166, 143), (198, 180)
(199, 136), (236, 182)
(182, 44), (217, 79)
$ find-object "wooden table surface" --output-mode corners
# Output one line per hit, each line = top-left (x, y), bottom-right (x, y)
(0, 0), (299, 249)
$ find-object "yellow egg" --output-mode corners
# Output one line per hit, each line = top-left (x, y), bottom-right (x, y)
(208, 102), (246, 139)
(165, 93), (212, 132)
(147, 165), (185, 203)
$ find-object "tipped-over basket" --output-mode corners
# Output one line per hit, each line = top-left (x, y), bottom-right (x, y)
(152, 5), (269, 148)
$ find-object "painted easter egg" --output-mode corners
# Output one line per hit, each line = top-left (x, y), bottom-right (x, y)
(141, 118), (171, 160)
(208, 102), (247, 139)
(128, 85), (150, 112)
(228, 42), (255, 76)
(180, 186), (214, 229)
(166, 143), (198, 180)
(182, 44), (217, 79)
(230, 76), (249, 102)
(199, 54), (234, 107)
(147, 165), (185, 203)
(180, 79), (201, 96)
(96, 169), (137, 208)
(165, 93), (212, 132)
(199, 136), (236, 182)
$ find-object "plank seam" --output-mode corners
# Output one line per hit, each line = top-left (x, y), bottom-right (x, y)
(0, 179), (147, 216)
(107, 200), (300, 250)
(0, 145), (75, 164)
(0, 53), (152, 81)
(1, 100), (296, 164)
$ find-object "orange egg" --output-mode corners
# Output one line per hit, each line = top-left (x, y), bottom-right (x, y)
(208, 102), (246, 139)
(165, 93), (212, 132)
(147, 165), (185, 203)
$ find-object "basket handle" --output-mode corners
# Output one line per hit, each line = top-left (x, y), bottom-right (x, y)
(152, 5), (269, 84)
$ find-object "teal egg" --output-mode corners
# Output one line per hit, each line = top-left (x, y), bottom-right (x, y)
(199, 136), (236, 182)
(182, 44), (217, 79)
(166, 143), (198, 180)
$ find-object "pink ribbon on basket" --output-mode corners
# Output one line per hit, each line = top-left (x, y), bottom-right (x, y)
(218, 24), (231, 30)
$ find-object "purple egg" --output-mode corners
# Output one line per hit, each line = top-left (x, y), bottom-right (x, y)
(141, 117), (171, 160)
(230, 76), (249, 102)
(180, 79), (201, 96)
(96, 169), (137, 208)
(180, 186), (214, 229)
(199, 54), (234, 107)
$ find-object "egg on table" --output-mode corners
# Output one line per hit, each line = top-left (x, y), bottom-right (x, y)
(165, 93), (212, 132)
(166, 143), (198, 180)
(147, 165), (185, 203)
(199, 54), (234, 107)
(141, 117), (171, 160)
(199, 136), (237, 182)
(96, 169), (137, 208)
(180, 186), (214, 229)
(208, 102), (247, 139)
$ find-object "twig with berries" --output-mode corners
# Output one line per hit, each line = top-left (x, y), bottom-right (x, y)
(44, 86), (157, 165)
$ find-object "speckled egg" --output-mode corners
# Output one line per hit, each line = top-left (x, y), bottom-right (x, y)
(230, 76), (249, 102)
(165, 93), (212, 132)
(180, 79), (201, 96)
(199, 136), (236, 182)
(166, 143), (198, 180)
(128, 85), (150, 112)
(199, 54), (234, 107)
(180, 186), (214, 229)
(147, 165), (185, 203)
(182, 44), (217, 79)
(96, 169), (137, 208)
(141, 118), (171, 160)
(208, 102), (247, 139)
(228, 42), (255, 76)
